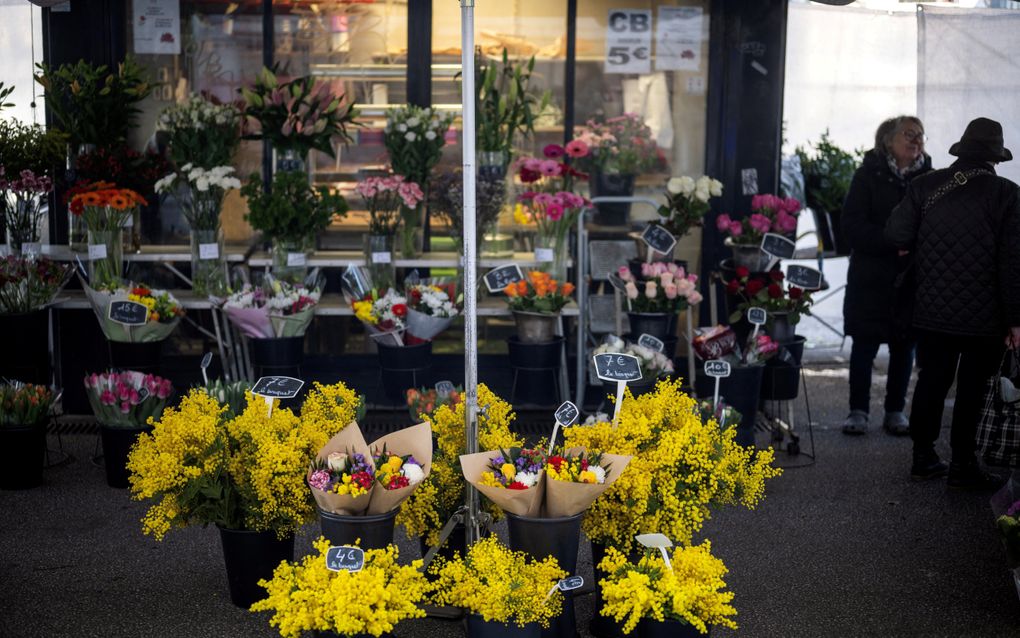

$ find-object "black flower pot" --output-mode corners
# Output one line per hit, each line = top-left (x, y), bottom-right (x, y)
(0, 310), (50, 384)
(626, 313), (676, 342)
(0, 421), (47, 489)
(419, 522), (470, 575)
(761, 337), (806, 402)
(694, 364), (764, 447)
(507, 336), (564, 407)
(99, 423), (152, 489)
(466, 614), (541, 638)
(377, 341), (432, 403)
(249, 336), (305, 379)
(591, 542), (628, 638)
(590, 172), (636, 226)
(637, 618), (709, 638)
(767, 312), (797, 344)
(218, 526), (295, 609)
(507, 511), (583, 638)
(319, 508), (398, 551)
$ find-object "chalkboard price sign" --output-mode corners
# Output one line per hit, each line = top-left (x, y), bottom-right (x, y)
(554, 401), (580, 426)
(703, 360), (732, 378)
(483, 264), (524, 293)
(593, 353), (643, 382)
(640, 224), (677, 255)
(252, 376), (305, 399)
(108, 300), (149, 326)
(607, 271), (628, 293)
(746, 307), (767, 326)
(637, 333), (665, 352)
(136, 386), (150, 402)
(760, 233), (796, 260)
(436, 380), (456, 397)
(201, 352), (214, 370)
(325, 546), (365, 572)
(558, 576), (585, 592)
(786, 264), (823, 290)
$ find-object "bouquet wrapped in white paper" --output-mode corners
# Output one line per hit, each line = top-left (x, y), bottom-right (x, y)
(221, 277), (321, 339)
(405, 279), (460, 341)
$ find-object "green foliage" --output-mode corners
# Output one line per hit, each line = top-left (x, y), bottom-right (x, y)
(0, 82), (14, 111)
(474, 49), (551, 157)
(0, 119), (68, 178)
(241, 170), (348, 244)
(795, 130), (863, 214)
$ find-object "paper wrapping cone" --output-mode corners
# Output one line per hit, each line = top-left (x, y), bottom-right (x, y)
(543, 448), (632, 518)
(270, 306), (316, 338)
(83, 281), (181, 343)
(309, 422), (375, 516)
(460, 450), (545, 517)
(223, 306), (274, 338)
(365, 422), (434, 515)
(406, 309), (454, 341)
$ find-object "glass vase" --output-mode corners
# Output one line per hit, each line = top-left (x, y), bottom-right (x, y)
(87, 229), (123, 289)
(533, 232), (569, 283)
(398, 204), (425, 259)
(190, 228), (227, 297)
(6, 197), (43, 257)
(66, 143), (96, 252)
(364, 234), (395, 291)
(271, 237), (314, 284)
(122, 206), (141, 254)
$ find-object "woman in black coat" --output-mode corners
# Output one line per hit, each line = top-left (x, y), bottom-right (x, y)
(841, 116), (932, 435)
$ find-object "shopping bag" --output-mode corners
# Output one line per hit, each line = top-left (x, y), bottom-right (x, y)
(978, 352), (1020, 467)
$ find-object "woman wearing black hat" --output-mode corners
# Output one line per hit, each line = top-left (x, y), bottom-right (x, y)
(841, 116), (932, 436)
(886, 117), (1020, 490)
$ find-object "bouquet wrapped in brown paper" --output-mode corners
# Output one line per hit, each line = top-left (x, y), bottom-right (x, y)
(307, 423), (375, 516)
(543, 447), (631, 518)
(460, 447), (546, 517)
(366, 421), (433, 515)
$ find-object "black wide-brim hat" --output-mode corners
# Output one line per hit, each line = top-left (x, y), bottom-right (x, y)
(949, 117), (1013, 162)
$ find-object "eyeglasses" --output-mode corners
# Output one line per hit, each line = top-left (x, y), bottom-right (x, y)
(902, 130), (928, 143)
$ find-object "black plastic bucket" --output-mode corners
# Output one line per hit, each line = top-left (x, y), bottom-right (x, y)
(636, 618), (709, 638)
(0, 310), (50, 384)
(695, 364), (764, 447)
(0, 422), (47, 489)
(218, 526), (295, 608)
(626, 313), (675, 342)
(318, 508), (398, 551)
(377, 341), (432, 403)
(466, 614), (541, 638)
(108, 340), (163, 375)
(250, 336), (305, 379)
(99, 424), (151, 488)
(590, 172), (635, 227)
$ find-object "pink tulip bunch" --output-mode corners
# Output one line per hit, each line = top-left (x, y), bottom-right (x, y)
(616, 262), (703, 313)
(84, 370), (173, 427)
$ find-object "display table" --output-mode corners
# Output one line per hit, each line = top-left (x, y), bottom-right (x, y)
(247, 250), (572, 269)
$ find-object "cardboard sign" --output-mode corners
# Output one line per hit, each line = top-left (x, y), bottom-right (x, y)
(558, 576), (585, 592)
(786, 264), (823, 290)
(252, 376), (304, 399)
(703, 360), (731, 378)
(554, 401), (580, 426)
(746, 307), (767, 326)
(325, 546), (365, 572)
(760, 233), (796, 260)
(637, 333), (665, 353)
(108, 300), (150, 326)
(483, 264), (524, 293)
(593, 353), (642, 383)
(436, 380), (456, 398)
(640, 224), (677, 255)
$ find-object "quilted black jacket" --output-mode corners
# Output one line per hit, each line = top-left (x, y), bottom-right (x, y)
(885, 158), (1020, 337)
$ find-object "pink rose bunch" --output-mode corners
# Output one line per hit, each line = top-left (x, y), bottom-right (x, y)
(715, 193), (801, 245)
(616, 262), (703, 311)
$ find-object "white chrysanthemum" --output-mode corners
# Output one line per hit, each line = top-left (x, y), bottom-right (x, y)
(515, 471), (538, 488)
(592, 466), (607, 484)
(403, 463), (425, 485)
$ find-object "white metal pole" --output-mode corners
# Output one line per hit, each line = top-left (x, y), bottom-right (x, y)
(460, 0), (480, 546)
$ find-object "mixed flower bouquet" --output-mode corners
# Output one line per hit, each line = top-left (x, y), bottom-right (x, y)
(241, 66), (356, 159)
(516, 141), (589, 247)
(692, 325), (779, 367)
(309, 450), (375, 498)
(84, 370), (173, 428)
(725, 267), (813, 326)
(593, 335), (674, 380)
(252, 539), (428, 638)
(616, 262), (702, 313)
(597, 541), (738, 635)
(716, 193), (801, 246)
(503, 270), (574, 315)
(461, 446), (546, 517)
(562, 380), (782, 553)
(350, 288), (408, 341)
(0, 381), (56, 427)
(657, 174), (723, 238)
(405, 280), (461, 341)
(154, 164), (242, 230)
(406, 385), (463, 421)
(128, 382), (359, 540)
(222, 278), (321, 339)
(0, 168), (53, 252)
(157, 95), (242, 169)
(82, 283), (184, 342)
(573, 113), (662, 175)
(0, 256), (71, 314)
(357, 175), (425, 235)
(544, 448), (630, 518)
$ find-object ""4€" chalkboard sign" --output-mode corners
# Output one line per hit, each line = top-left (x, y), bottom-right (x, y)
(483, 264), (524, 293)
(325, 546), (365, 572)
(786, 264), (823, 290)
(252, 376), (305, 399)
(760, 233), (796, 260)
(108, 300), (149, 325)
(640, 224), (677, 256)
(637, 333), (665, 353)
(593, 353), (643, 382)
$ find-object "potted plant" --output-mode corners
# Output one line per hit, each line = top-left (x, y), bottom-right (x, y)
(241, 169), (348, 283)
(127, 383), (358, 608)
(429, 536), (567, 638)
(0, 381), (57, 490)
(648, 174), (723, 261)
(795, 130), (862, 256)
(597, 541), (738, 637)
(615, 262), (703, 341)
(503, 270), (575, 344)
(593, 335), (675, 397)
(384, 105), (454, 258)
(0, 255), (71, 384)
(715, 194), (800, 272)
(251, 539), (428, 637)
(69, 184), (148, 288)
(84, 370), (172, 488)
(356, 175), (425, 290)
(475, 50), (550, 176)
(574, 114), (663, 226)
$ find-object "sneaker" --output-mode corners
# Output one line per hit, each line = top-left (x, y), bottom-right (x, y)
(882, 412), (910, 436)
(947, 462), (1006, 491)
(841, 410), (869, 435)
(911, 449), (949, 480)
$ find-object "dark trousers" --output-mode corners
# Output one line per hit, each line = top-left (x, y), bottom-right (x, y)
(849, 336), (915, 413)
(909, 330), (1004, 462)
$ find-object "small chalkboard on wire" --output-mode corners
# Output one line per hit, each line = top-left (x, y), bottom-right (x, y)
(640, 224), (677, 260)
(786, 264), (823, 290)
(484, 264), (524, 294)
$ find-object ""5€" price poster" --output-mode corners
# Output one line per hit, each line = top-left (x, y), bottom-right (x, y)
(605, 9), (652, 74)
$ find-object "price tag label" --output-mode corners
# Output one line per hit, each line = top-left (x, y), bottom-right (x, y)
(252, 376), (305, 399)
(136, 386), (150, 402)
(325, 546), (365, 572)
(108, 300), (149, 326)
(637, 333), (665, 353)
(554, 401), (580, 426)
(636, 533), (674, 550)
(593, 353), (643, 383)
(199, 243), (220, 260)
(703, 360), (731, 378)
(201, 352), (214, 370)
(640, 224), (677, 256)
(608, 271), (628, 293)
(88, 244), (108, 260)
(746, 307), (767, 326)
(605, 9), (652, 74)
(436, 380), (456, 398)
(21, 242), (42, 256)
(786, 264), (823, 290)
(371, 251), (392, 264)
(534, 248), (555, 263)
(483, 264), (524, 293)
(286, 252), (307, 267)
(558, 576), (584, 592)
(122, 215), (134, 228)
(760, 233), (796, 261)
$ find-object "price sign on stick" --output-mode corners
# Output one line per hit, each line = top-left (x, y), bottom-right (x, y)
(136, 386), (150, 402)
(636, 533), (674, 568)
(325, 546), (365, 572)
(608, 271), (628, 293)
(703, 360), (731, 411)
(547, 575), (585, 600)
(436, 380), (455, 398)
(786, 264), (823, 290)
(640, 224), (677, 261)
(637, 333), (665, 353)
(760, 233), (796, 261)
(594, 353), (642, 426)
(252, 376), (304, 417)
(108, 300), (149, 326)
(549, 401), (580, 455)
(746, 307), (767, 342)
(200, 352), (213, 385)
(483, 264), (524, 293)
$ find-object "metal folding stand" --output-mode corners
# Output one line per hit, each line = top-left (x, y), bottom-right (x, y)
(761, 364), (818, 468)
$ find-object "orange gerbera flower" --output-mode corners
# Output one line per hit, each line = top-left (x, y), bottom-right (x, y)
(109, 194), (130, 210)
(80, 192), (102, 207)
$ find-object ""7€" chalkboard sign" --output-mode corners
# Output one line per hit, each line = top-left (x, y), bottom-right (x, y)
(593, 353), (643, 382)
(252, 376), (304, 399)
